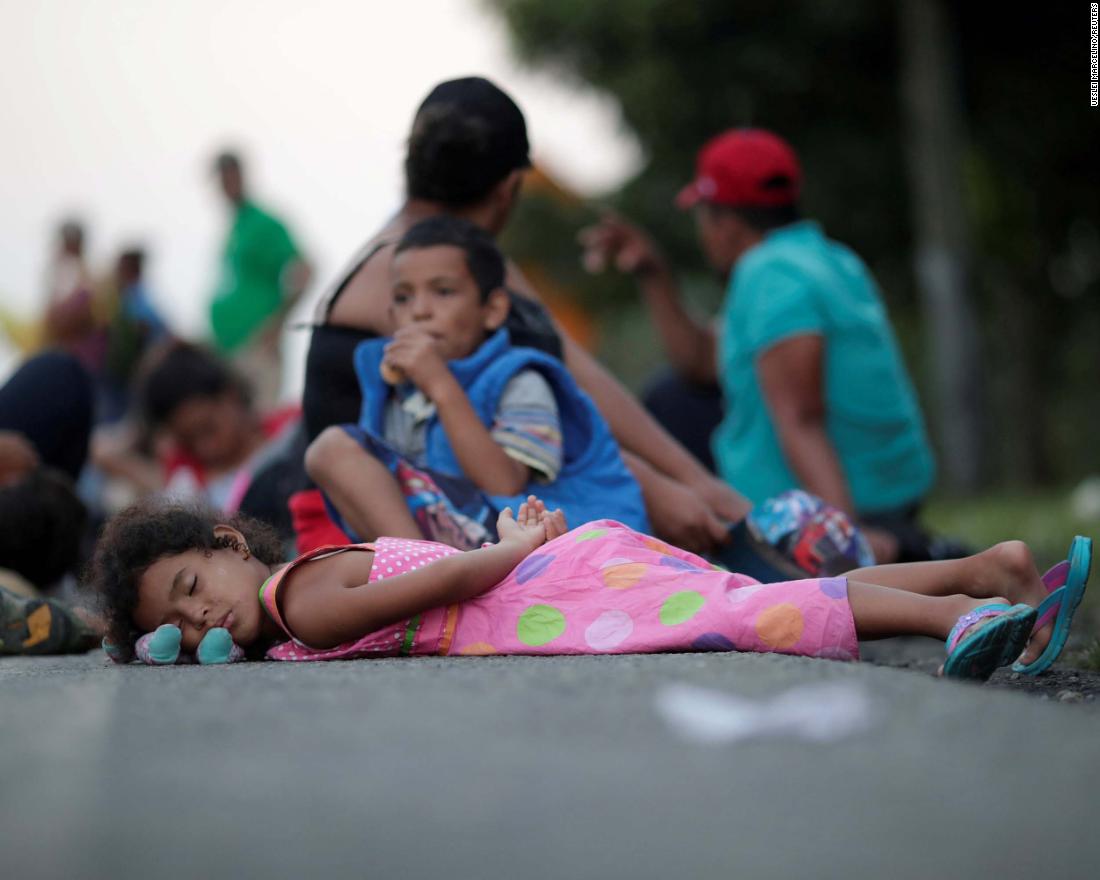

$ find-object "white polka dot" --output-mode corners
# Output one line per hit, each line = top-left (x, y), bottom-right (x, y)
(727, 583), (765, 605)
(585, 610), (634, 651)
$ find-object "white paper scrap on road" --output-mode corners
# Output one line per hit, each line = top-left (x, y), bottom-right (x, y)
(655, 681), (876, 745)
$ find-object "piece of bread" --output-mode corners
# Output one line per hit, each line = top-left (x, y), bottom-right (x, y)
(380, 361), (404, 385)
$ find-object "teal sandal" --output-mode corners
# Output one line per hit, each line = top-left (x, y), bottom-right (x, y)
(1012, 536), (1092, 675)
(943, 603), (1037, 681)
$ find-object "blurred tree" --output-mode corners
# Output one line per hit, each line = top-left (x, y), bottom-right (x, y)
(488, 0), (1100, 490)
(900, 0), (984, 490)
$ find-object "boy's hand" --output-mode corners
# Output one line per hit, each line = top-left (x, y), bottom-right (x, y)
(497, 496), (566, 554)
(382, 328), (455, 399)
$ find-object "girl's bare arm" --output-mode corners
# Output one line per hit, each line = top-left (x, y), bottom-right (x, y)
(281, 500), (564, 649)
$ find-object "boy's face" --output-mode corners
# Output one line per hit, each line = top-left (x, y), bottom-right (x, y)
(133, 529), (269, 653)
(390, 244), (508, 361)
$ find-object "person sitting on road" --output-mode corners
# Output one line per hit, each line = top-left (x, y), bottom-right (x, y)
(305, 216), (647, 549)
(92, 341), (299, 519)
(88, 492), (1087, 683)
(301, 75), (747, 557)
(581, 129), (941, 564)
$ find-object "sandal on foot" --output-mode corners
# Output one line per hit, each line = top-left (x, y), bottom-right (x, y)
(943, 603), (1037, 682)
(1013, 536), (1092, 675)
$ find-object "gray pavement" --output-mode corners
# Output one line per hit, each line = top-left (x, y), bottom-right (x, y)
(3, 649), (1099, 880)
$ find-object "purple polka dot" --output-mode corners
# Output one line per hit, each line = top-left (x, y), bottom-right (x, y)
(693, 632), (736, 651)
(659, 556), (703, 572)
(516, 553), (555, 584)
(819, 577), (847, 599)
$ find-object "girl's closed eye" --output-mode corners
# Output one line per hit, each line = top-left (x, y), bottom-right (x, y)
(189, 574), (197, 596)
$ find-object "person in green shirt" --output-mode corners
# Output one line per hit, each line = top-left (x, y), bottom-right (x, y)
(581, 129), (939, 564)
(210, 150), (310, 408)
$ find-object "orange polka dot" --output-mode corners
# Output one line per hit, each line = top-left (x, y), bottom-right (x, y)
(602, 563), (650, 589)
(643, 538), (674, 555)
(459, 642), (498, 655)
(754, 603), (804, 649)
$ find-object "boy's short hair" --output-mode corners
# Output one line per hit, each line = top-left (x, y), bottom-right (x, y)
(394, 216), (506, 301)
(138, 341), (251, 428)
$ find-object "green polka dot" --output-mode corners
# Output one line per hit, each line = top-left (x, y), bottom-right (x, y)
(660, 591), (706, 626)
(575, 528), (608, 542)
(517, 604), (567, 646)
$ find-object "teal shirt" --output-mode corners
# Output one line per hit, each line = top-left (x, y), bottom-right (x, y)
(210, 200), (299, 352)
(713, 221), (934, 514)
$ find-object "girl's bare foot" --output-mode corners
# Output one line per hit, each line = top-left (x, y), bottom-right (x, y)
(972, 541), (1049, 664)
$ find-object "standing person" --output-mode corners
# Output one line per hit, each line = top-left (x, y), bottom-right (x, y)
(581, 129), (937, 563)
(99, 247), (172, 423)
(209, 150), (310, 409)
(42, 218), (103, 372)
(302, 76), (747, 556)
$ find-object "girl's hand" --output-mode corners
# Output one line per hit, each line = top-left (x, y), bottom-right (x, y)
(543, 506), (568, 542)
(497, 496), (561, 554)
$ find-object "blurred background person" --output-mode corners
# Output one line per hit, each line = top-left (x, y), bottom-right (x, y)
(209, 150), (311, 409)
(97, 246), (172, 423)
(581, 129), (942, 563)
(92, 341), (300, 548)
(0, 348), (101, 655)
(41, 218), (104, 373)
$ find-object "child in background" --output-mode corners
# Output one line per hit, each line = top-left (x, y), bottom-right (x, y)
(88, 494), (1088, 680)
(93, 342), (298, 515)
(305, 216), (647, 551)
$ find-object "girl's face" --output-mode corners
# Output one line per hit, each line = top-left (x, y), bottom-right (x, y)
(132, 527), (272, 653)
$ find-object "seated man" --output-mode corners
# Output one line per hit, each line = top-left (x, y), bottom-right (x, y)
(306, 216), (648, 549)
(581, 129), (941, 563)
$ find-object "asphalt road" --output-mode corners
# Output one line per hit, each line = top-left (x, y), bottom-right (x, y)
(3, 648), (1099, 880)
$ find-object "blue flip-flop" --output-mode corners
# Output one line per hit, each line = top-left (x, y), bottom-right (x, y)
(1012, 536), (1092, 675)
(943, 603), (1037, 681)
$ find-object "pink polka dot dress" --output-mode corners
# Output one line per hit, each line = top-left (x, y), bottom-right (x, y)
(262, 520), (858, 662)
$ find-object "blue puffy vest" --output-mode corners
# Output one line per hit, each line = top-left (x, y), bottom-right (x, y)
(354, 328), (649, 531)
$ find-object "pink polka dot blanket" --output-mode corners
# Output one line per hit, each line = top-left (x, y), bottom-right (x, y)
(261, 521), (858, 662)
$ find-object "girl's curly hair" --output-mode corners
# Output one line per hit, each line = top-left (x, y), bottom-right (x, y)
(85, 498), (283, 659)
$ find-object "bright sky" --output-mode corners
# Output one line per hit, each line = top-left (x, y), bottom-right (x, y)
(0, 0), (640, 388)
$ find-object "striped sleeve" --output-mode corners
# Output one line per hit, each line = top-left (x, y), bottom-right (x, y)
(490, 370), (563, 483)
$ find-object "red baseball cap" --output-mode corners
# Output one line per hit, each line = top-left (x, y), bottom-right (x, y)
(675, 129), (801, 209)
